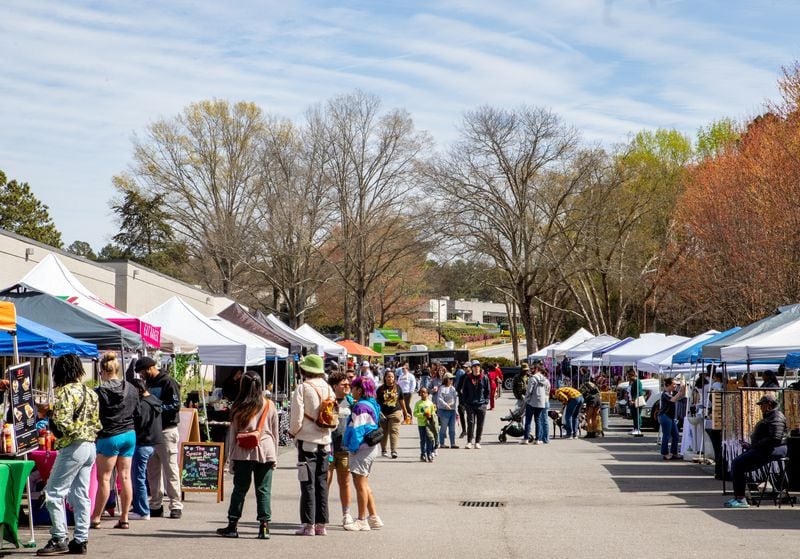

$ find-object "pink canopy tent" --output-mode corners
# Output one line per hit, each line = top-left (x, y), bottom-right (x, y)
(20, 254), (162, 348)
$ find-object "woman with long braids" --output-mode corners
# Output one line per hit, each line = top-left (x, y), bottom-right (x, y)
(37, 355), (101, 556)
(217, 371), (279, 539)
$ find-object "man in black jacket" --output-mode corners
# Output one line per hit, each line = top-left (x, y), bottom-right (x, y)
(137, 357), (184, 519)
(459, 361), (490, 449)
(725, 393), (787, 508)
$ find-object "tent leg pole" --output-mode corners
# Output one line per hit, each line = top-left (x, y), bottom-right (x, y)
(200, 365), (210, 441)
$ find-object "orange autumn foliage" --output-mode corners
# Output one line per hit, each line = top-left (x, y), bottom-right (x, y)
(666, 104), (800, 329)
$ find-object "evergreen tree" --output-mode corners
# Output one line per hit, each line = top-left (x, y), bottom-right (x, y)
(0, 170), (63, 247)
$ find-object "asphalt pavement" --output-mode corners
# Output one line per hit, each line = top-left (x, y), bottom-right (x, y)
(9, 393), (800, 558)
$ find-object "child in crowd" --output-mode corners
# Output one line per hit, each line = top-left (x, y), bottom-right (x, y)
(413, 388), (436, 462)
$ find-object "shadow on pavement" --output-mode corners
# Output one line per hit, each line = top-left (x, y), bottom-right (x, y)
(596, 416), (799, 529)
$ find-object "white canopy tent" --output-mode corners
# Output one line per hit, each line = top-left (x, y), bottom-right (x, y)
(564, 334), (621, 359)
(527, 342), (558, 360)
(602, 333), (689, 366)
(720, 316), (800, 362)
(264, 314), (318, 354)
(209, 317), (288, 359)
(636, 330), (719, 374)
(296, 324), (347, 358)
(545, 328), (595, 360)
(143, 297), (272, 366)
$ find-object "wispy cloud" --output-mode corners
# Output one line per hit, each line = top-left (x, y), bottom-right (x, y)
(0, 0), (796, 247)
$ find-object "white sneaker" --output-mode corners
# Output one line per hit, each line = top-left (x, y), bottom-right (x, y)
(465, 442), (474, 449)
(474, 443), (481, 449)
(520, 439), (530, 445)
(342, 513), (354, 527)
(368, 515), (384, 529)
(128, 512), (150, 520)
(534, 441), (543, 445)
(354, 519), (371, 531)
(343, 521), (360, 531)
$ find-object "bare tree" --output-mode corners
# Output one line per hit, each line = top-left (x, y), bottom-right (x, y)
(314, 91), (433, 343)
(123, 100), (264, 295)
(242, 116), (334, 327)
(430, 106), (595, 351)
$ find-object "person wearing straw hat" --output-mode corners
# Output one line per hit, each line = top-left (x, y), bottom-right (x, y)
(289, 354), (335, 535)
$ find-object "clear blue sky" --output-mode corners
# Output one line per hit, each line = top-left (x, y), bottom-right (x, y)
(1, 0), (798, 249)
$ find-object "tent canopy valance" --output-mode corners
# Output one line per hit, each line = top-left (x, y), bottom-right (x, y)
(0, 284), (143, 350)
(21, 254), (162, 348)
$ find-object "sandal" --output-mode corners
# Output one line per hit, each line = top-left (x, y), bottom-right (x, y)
(90, 521), (102, 529)
(113, 521), (130, 530)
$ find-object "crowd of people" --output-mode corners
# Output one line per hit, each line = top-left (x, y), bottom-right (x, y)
(32, 349), (792, 554)
(35, 353), (182, 556)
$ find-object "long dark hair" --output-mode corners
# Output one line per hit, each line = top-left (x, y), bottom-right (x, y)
(230, 371), (264, 429)
(53, 354), (85, 388)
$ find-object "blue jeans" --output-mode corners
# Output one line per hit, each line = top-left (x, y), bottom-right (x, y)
(564, 396), (584, 437)
(131, 445), (155, 515)
(659, 415), (679, 456)
(418, 426), (434, 456)
(541, 402), (550, 443)
(533, 407), (547, 442)
(438, 409), (456, 446)
(523, 404), (536, 441)
(44, 440), (96, 543)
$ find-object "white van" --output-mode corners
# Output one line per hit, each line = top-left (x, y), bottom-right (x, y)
(615, 378), (662, 429)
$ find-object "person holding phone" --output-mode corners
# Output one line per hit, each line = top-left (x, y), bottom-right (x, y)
(658, 377), (686, 460)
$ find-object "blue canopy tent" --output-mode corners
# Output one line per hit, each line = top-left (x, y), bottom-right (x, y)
(671, 327), (742, 365)
(0, 316), (98, 358)
(784, 352), (800, 369)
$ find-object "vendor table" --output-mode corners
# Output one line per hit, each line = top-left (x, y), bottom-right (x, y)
(0, 459), (35, 547)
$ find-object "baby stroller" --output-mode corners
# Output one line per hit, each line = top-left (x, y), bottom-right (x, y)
(498, 408), (525, 442)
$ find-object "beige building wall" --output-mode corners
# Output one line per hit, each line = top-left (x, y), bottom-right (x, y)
(105, 261), (234, 317)
(0, 230), (116, 300)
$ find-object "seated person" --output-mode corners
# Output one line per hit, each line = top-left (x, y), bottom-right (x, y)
(724, 393), (787, 508)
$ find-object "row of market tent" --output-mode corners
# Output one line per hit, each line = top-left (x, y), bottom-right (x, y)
(529, 303), (800, 378)
(0, 254), (379, 381)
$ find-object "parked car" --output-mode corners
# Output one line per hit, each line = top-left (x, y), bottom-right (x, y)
(615, 378), (661, 430)
(500, 367), (522, 391)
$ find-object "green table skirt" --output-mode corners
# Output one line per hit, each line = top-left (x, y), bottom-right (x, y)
(0, 459), (35, 547)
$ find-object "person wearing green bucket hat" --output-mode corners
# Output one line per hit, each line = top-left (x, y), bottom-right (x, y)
(290, 353), (335, 536)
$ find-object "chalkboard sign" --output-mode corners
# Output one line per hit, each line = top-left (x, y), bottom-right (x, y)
(180, 442), (224, 502)
(7, 362), (37, 454)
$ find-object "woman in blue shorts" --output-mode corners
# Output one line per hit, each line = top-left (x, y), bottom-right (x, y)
(90, 352), (139, 529)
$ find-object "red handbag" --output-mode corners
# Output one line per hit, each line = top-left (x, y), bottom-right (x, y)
(236, 399), (269, 449)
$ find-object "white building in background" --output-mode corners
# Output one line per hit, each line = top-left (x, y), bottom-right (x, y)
(0, 228), (233, 316)
(422, 296), (516, 325)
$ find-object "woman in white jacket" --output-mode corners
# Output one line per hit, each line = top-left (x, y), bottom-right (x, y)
(289, 354), (334, 536)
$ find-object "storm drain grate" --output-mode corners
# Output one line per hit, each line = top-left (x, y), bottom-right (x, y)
(459, 500), (507, 508)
